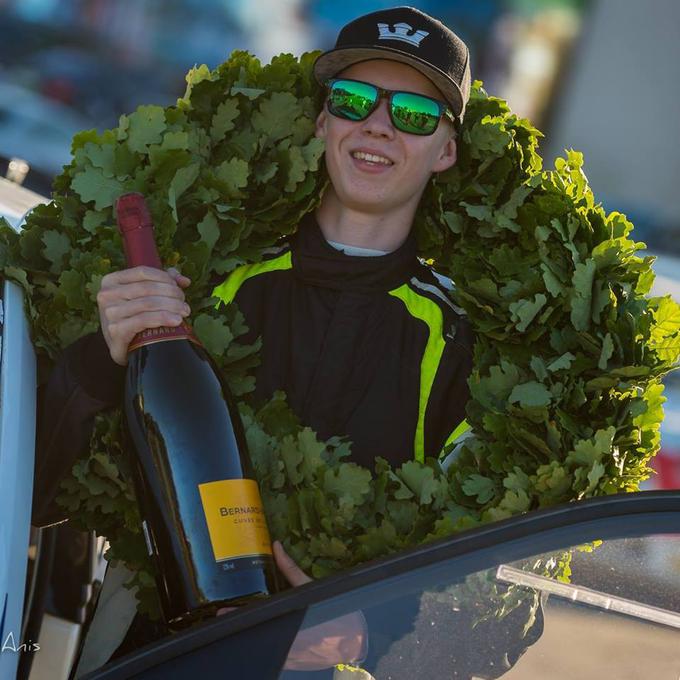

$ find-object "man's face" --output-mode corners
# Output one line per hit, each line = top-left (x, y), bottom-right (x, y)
(315, 59), (457, 217)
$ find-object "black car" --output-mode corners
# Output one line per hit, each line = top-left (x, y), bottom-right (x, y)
(81, 491), (680, 680)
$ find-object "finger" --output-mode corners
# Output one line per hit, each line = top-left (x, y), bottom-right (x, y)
(105, 265), (179, 285)
(104, 296), (190, 324)
(110, 311), (185, 342)
(100, 280), (188, 304)
(273, 540), (312, 587)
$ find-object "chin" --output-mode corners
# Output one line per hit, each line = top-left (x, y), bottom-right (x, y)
(339, 180), (395, 206)
(340, 191), (395, 213)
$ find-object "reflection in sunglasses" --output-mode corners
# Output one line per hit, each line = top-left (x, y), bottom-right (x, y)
(327, 79), (448, 135)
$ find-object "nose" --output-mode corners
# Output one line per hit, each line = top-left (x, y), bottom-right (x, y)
(360, 97), (396, 139)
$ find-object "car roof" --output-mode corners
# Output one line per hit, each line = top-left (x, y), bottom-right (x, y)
(0, 176), (49, 229)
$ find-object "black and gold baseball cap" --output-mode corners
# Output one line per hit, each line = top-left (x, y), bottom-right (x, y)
(314, 6), (472, 124)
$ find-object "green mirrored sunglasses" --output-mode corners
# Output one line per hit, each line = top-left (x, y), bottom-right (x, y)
(324, 77), (455, 136)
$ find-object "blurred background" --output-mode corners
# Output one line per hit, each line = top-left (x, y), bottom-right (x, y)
(0, 0), (678, 486)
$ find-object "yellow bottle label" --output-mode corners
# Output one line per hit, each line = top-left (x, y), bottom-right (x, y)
(198, 479), (272, 562)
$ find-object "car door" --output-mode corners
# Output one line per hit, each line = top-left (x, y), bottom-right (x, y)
(0, 179), (39, 680)
(82, 490), (680, 680)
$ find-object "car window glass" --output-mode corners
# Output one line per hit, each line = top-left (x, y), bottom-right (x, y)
(277, 533), (680, 680)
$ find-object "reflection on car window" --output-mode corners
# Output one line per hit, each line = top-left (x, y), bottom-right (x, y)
(278, 534), (680, 680)
(500, 535), (680, 679)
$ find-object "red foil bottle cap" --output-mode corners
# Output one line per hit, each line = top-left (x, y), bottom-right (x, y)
(115, 192), (162, 270)
(115, 192), (153, 234)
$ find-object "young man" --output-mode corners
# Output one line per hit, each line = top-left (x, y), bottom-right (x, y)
(33, 5), (480, 672)
(34, 4), (473, 529)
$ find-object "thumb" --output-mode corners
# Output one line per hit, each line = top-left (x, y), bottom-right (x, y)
(273, 540), (312, 587)
(167, 267), (191, 288)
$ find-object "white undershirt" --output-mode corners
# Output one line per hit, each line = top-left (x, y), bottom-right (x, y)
(326, 239), (390, 257)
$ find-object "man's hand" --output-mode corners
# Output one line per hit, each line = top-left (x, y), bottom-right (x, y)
(216, 541), (367, 671)
(96, 266), (191, 366)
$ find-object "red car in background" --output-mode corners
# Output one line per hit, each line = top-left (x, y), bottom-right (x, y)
(646, 255), (680, 491)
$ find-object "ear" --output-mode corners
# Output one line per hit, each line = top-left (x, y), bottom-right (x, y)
(315, 108), (328, 140)
(431, 133), (457, 173)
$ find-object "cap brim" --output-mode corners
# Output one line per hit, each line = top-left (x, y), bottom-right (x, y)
(313, 45), (464, 120)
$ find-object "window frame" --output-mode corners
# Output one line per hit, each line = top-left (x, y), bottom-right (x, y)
(83, 490), (680, 679)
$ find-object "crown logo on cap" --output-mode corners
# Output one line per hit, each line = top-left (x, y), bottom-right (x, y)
(377, 22), (429, 48)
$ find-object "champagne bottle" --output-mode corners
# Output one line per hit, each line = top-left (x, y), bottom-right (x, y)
(115, 192), (277, 627)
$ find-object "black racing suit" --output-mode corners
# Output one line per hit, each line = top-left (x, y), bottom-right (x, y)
(32, 211), (474, 527)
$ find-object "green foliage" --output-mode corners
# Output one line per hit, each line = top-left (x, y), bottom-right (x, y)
(0, 52), (678, 621)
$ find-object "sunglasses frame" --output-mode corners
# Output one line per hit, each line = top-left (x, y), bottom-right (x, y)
(324, 77), (456, 137)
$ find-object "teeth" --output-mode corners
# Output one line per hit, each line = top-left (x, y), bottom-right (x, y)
(352, 151), (392, 165)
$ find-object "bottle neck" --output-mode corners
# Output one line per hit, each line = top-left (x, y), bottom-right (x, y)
(116, 193), (163, 269)
(115, 192), (202, 352)
(122, 225), (163, 270)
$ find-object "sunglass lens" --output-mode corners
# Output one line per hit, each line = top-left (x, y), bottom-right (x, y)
(328, 80), (377, 121)
(391, 92), (441, 135)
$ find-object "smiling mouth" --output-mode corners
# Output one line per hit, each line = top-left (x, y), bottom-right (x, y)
(351, 151), (393, 166)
